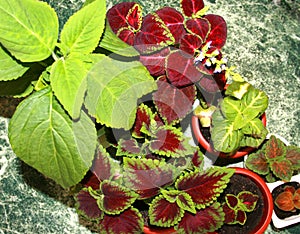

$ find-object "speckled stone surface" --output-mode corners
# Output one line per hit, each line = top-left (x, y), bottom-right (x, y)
(0, 0), (299, 233)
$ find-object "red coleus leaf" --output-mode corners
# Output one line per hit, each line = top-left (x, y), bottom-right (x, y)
(132, 104), (163, 138)
(153, 76), (196, 124)
(293, 188), (300, 209)
(176, 202), (224, 233)
(245, 150), (269, 175)
(185, 18), (210, 42)
(225, 194), (238, 210)
(134, 13), (175, 54)
(284, 185), (296, 194)
(116, 138), (141, 156)
(149, 125), (187, 156)
(76, 189), (103, 220)
(99, 180), (139, 215)
(265, 135), (286, 160)
(179, 33), (203, 56)
(91, 145), (120, 182)
(166, 50), (204, 87)
(139, 47), (170, 77)
(275, 191), (294, 211)
(286, 146), (300, 169)
(99, 207), (144, 234)
(236, 209), (247, 225)
(270, 158), (293, 181)
(222, 203), (236, 224)
(149, 194), (184, 227)
(238, 191), (259, 212)
(155, 7), (186, 44)
(117, 27), (135, 45)
(203, 14), (227, 49)
(82, 173), (100, 189)
(192, 148), (204, 168)
(199, 72), (226, 93)
(123, 158), (174, 199)
(107, 2), (142, 34)
(180, 0), (205, 18)
(175, 167), (235, 208)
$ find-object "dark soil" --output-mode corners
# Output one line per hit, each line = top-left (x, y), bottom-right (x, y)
(272, 181), (300, 219)
(217, 174), (264, 234)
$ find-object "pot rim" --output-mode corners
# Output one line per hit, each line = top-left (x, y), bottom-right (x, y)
(191, 113), (267, 158)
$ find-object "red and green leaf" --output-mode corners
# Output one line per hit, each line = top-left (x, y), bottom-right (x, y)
(191, 147), (204, 168)
(222, 203), (236, 224)
(91, 145), (121, 182)
(175, 167), (235, 208)
(176, 202), (224, 233)
(275, 191), (294, 211)
(117, 27), (135, 45)
(139, 47), (170, 77)
(166, 50), (204, 87)
(99, 207), (144, 234)
(286, 146), (300, 169)
(270, 158), (293, 182)
(236, 209), (247, 225)
(149, 194), (184, 227)
(265, 135), (286, 160)
(179, 33), (203, 56)
(245, 150), (269, 175)
(155, 7), (186, 44)
(225, 194), (238, 210)
(238, 191), (259, 212)
(116, 138), (142, 157)
(76, 189), (103, 220)
(98, 180), (139, 215)
(203, 14), (227, 49)
(293, 188), (300, 209)
(149, 125), (188, 157)
(134, 13), (175, 54)
(185, 18), (210, 42)
(153, 76), (196, 124)
(180, 0), (205, 18)
(123, 158), (174, 199)
(107, 2), (142, 34)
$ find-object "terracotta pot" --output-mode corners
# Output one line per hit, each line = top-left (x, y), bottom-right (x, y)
(225, 167), (273, 234)
(191, 113), (267, 158)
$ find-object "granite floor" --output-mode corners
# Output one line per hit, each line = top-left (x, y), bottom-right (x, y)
(1, 0), (299, 233)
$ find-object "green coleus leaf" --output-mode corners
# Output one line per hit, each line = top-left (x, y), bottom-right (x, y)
(149, 194), (184, 227)
(175, 167), (235, 209)
(99, 21), (139, 57)
(286, 146), (300, 170)
(84, 56), (157, 130)
(245, 150), (270, 175)
(270, 158), (293, 181)
(93, 180), (139, 215)
(123, 158), (174, 199)
(176, 202), (225, 233)
(91, 145), (121, 182)
(0, 0), (58, 62)
(59, 0), (105, 55)
(237, 191), (259, 212)
(225, 81), (251, 100)
(8, 87), (97, 188)
(0, 45), (29, 81)
(240, 119), (268, 148)
(161, 190), (196, 214)
(265, 135), (287, 160)
(50, 54), (93, 119)
(99, 207), (144, 234)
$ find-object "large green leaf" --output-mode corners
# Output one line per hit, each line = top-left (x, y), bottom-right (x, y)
(0, 45), (29, 81)
(59, 0), (106, 55)
(99, 22), (140, 57)
(50, 54), (94, 118)
(85, 56), (157, 130)
(0, 0), (58, 62)
(8, 87), (97, 188)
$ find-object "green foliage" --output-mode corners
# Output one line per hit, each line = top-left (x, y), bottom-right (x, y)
(1, 0), (157, 188)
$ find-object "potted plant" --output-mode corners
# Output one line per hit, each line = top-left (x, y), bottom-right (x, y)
(246, 134), (300, 228)
(192, 80), (268, 158)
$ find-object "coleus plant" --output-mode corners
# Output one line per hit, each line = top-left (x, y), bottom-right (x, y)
(245, 135), (300, 182)
(275, 185), (300, 212)
(76, 103), (236, 233)
(222, 191), (259, 225)
(0, 0), (157, 188)
(195, 80), (269, 154)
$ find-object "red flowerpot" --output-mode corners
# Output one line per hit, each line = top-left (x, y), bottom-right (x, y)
(143, 226), (176, 234)
(191, 113), (267, 158)
(228, 167), (273, 234)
